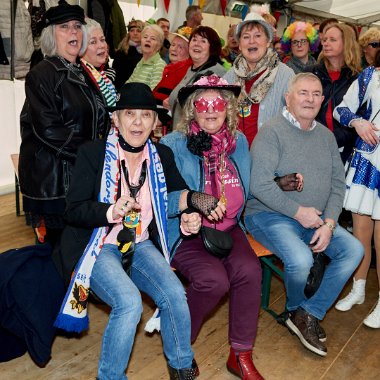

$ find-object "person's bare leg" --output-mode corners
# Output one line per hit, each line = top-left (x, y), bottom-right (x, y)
(335, 213), (372, 311)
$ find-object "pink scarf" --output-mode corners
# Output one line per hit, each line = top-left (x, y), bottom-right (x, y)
(189, 120), (236, 157)
(189, 121), (236, 197)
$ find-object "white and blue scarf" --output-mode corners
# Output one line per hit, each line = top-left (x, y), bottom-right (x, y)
(54, 130), (169, 333)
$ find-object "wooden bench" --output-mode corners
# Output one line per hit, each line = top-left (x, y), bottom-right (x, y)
(247, 234), (285, 321)
(10, 154), (21, 216)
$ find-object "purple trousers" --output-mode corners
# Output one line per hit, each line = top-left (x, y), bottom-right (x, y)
(172, 225), (262, 350)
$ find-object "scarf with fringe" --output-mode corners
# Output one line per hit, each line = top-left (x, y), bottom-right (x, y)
(233, 48), (280, 105)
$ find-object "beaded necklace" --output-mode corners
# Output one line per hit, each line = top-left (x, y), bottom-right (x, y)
(56, 55), (86, 83)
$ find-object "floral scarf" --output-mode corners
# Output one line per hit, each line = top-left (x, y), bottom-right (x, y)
(233, 48), (280, 104)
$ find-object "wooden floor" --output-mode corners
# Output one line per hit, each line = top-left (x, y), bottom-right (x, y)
(0, 192), (379, 380)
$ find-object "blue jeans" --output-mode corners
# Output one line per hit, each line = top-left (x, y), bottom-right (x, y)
(91, 241), (193, 380)
(245, 212), (364, 320)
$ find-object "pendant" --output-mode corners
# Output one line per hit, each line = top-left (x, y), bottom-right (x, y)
(238, 103), (251, 118)
(123, 210), (140, 228)
(220, 194), (227, 206)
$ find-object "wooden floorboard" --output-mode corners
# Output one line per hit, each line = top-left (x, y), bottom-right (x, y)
(0, 192), (379, 379)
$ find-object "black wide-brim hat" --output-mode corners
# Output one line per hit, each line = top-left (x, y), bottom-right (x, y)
(43, 0), (86, 28)
(178, 72), (241, 107)
(107, 83), (169, 123)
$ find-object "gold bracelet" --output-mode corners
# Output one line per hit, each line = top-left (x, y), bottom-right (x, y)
(324, 221), (336, 234)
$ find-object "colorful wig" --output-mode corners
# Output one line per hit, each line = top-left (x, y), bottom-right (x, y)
(281, 21), (320, 54)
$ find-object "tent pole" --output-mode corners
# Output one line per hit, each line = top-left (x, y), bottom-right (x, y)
(10, 0), (16, 80)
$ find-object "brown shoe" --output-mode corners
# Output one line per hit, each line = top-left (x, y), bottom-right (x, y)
(226, 347), (265, 380)
(286, 308), (327, 356)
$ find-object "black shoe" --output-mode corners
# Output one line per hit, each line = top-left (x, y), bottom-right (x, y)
(168, 364), (197, 380)
(286, 308), (327, 356)
(316, 320), (326, 342)
(192, 359), (200, 377)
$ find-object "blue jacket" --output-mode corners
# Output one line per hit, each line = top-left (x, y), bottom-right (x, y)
(161, 131), (251, 258)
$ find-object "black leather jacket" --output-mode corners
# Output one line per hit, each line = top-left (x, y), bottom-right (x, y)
(306, 62), (359, 162)
(19, 56), (109, 200)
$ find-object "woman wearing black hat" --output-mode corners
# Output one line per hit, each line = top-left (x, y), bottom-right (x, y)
(18, 0), (110, 247)
(53, 82), (225, 379)
(161, 74), (265, 380)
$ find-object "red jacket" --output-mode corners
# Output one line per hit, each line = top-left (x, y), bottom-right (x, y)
(153, 58), (192, 104)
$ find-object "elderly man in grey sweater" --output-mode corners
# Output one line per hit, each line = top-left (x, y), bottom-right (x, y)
(245, 73), (363, 357)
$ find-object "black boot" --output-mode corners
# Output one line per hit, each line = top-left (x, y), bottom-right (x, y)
(168, 365), (197, 380)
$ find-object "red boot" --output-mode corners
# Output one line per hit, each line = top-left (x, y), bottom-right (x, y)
(226, 347), (264, 380)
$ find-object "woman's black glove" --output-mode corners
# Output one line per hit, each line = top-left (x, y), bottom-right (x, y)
(187, 190), (219, 216)
(274, 173), (304, 192)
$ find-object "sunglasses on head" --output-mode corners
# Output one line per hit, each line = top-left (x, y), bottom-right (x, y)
(193, 96), (227, 113)
(368, 41), (380, 48)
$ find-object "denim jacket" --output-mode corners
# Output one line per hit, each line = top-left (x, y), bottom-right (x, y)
(161, 131), (251, 258)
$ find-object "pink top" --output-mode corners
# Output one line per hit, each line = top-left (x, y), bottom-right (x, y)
(203, 155), (244, 231)
(105, 144), (153, 245)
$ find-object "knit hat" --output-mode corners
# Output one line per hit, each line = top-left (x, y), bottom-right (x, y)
(43, 0), (86, 28)
(235, 12), (273, 42)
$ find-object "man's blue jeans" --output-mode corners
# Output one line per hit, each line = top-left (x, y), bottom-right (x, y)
(245, 211), (364, 320)
(91, 241), (193, 380)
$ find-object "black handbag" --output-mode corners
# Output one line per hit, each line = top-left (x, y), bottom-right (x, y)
(304, 252), (330, 298)
(201, 225), (233, 259)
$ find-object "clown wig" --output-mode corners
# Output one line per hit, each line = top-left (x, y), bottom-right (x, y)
(281, 21), (320, 54)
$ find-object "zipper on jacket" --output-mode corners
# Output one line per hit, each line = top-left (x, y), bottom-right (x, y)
(63, 160), (70, 194)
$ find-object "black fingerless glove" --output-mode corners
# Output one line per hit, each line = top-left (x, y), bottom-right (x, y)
(187, 190), (218, 216)
(274, 173), (299, 191)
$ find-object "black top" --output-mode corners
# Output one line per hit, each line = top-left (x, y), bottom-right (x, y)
(112, 46), (142, 91)
(306, 61), (359, 162)
(53, 139), (188, 285)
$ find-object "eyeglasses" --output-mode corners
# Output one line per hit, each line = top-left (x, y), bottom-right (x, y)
(193, 96), (227, 113)
(368, 41), (380, 48)
(291, 39), (308, 46)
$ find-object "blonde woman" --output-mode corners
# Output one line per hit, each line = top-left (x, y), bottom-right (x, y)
(161, 75), (264, 379)
(359, 27), (380, 67)
(126, 24), (166, 89)
(307, 23), (362, 162)
(334, 51), (380, 328)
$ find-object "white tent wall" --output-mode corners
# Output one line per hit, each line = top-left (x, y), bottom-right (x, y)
(0, 79), (25, 194)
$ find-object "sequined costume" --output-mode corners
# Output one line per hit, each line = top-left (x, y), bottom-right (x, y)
(334, 66), (380, 218)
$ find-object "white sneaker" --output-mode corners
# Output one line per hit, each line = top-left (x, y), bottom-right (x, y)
(363, 294), (380, 329)
(335, 279), (366, 312)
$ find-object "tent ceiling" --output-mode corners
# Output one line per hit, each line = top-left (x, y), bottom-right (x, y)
(290, 0), (380, 26)
(115, 0), (380, 26)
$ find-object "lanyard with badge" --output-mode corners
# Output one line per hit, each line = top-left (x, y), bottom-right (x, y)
(117, 160), (147, 275)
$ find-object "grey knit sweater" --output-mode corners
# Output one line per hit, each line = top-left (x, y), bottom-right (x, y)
(246, 113), (345, 223)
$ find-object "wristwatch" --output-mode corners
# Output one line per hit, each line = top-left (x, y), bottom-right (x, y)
(324, 221), (336, 234)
